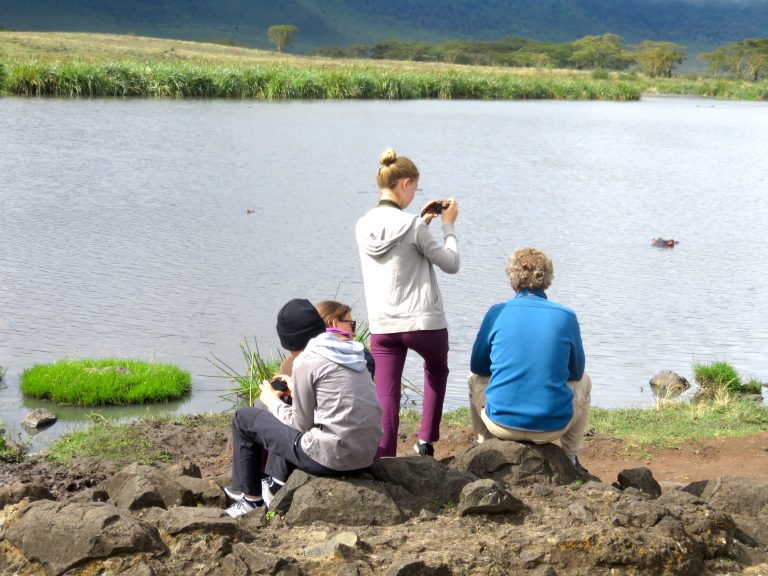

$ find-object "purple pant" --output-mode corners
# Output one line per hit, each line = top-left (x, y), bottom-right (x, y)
(371, 328), (449, 457)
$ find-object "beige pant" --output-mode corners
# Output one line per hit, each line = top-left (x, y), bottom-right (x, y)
(468, 372), (591, 457)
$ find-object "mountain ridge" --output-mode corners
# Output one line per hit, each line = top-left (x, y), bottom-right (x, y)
(1, 0), (766, 53)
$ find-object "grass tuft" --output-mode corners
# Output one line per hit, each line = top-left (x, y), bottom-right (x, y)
(693, 360), (761, 397)
(21, 358), (191, 405)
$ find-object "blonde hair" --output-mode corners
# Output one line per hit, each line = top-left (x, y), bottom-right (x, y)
(315, 300), (352, 327)
(505, 248), (554, 292)
(376, 148), (420, 190)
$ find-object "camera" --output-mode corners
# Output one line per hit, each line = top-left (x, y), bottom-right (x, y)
(420, 200), (448, 218)
(270, 378), (292, 405)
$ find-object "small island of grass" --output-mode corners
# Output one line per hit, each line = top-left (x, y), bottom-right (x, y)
(21, 358), (191, 406)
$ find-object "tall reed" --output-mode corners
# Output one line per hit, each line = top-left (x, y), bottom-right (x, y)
(2, 59), (643, 101)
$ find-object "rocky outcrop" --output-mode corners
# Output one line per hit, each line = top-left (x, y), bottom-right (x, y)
(0, 482), (55, 509)
(450, 438), (580, 485)
(3, 442), (768, 576)
(4, 500), (166, 575)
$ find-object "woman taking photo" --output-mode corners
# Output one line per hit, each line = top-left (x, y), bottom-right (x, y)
(355, 148), (460, 458)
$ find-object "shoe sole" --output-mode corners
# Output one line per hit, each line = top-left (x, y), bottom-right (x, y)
(224, 486), (245, 503)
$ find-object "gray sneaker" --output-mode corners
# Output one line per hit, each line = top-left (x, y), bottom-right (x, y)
(413, 442), (435, 457)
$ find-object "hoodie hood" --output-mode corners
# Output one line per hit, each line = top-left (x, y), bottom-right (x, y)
(305, 332), (367, 372)
(357, 207), (418, 257)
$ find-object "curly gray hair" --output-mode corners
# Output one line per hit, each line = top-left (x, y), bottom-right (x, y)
(505, 247), (553, 292)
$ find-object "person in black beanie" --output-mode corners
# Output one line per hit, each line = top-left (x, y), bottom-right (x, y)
(224, 298), (382, 518)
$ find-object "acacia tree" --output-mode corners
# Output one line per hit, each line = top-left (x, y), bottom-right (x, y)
(633, 41), (686, 77)
(267, 25), (298, 53)
(699, 39), (768, 80)
(569, 34), (631, 70)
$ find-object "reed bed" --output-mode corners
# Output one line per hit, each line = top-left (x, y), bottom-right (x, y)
(0, 59), (642, 100)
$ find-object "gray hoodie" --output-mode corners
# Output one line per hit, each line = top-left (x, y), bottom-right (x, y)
(356, 205), (460, 333)
(267, 332), (383, 471)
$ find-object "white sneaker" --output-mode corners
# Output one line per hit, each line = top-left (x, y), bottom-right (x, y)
(224, 499), (260, 518)
(262, 478), (276, 508)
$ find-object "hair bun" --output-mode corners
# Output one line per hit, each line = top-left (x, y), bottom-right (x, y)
(379, 148), (397, 167)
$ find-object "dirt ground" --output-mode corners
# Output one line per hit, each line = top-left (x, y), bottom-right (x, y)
(4, 417), (768, 499)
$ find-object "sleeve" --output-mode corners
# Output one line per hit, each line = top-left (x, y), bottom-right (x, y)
(285, 357), (317, 433)
(413, 220), (460, 274)
(567, 314), (586, 381)
(470, 306), (500, 376)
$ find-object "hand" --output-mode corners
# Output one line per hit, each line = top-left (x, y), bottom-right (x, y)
(259, 377), (287, 405)
(440, 197), (459, 224)
(420, 199), (441, 225)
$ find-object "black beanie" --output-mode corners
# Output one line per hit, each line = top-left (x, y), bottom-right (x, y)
(276, 298), (326, 351)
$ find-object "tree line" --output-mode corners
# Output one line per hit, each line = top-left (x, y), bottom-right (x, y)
(313, 34), (768, 80)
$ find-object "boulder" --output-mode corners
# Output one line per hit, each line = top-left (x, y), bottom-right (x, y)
(385, 559), (451, 576)
(21, 409), (57, 429)
(5, 500), (165, 575)
(457, 478), (523, 516)
(451, 439), (577, 486)
(614, 467), (662, 498)
(158, 506), (239, 536)
(649, 370), (690, 399)
(271, 471), (404, 526)
(96, 463), (196, 510)
(0, 482), (55, 509)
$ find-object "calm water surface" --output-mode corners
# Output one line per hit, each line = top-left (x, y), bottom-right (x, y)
(1, 96), (767, 449)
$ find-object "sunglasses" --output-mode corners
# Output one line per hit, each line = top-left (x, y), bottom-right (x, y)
(338, 318), (357, 332)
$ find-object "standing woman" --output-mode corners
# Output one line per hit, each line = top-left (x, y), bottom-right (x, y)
(355, 148), (460, 457)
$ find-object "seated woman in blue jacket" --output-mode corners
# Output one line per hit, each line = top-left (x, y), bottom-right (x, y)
(469, 247), (591, 472)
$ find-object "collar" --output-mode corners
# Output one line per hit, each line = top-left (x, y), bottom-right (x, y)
(377, 199), (402, 210)
(515, 289), (547, 299)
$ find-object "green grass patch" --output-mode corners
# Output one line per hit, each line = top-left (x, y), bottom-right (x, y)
(21, 358), (191, 405)
(589, 398), (768, 452)
(693, 360), (761, 396)
(48, 413), (229, 464)
(208, 339), (283, 406)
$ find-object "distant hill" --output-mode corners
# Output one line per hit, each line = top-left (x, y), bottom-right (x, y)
(1, 0), (766, 53)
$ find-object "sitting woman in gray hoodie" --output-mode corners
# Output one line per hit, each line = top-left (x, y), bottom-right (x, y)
(225, 298), (383, 518)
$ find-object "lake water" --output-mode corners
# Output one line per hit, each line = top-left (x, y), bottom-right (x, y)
(1, 96), (767, 450)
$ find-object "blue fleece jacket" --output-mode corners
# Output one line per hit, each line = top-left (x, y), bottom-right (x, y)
(470, 290), (585, 432)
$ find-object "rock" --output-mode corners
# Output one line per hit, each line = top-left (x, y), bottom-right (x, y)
(385, 559), (451, 576)
(368, 456), (476, 516)
(228, 542), (293, 574)
(683, 476), (768, 517)
(303, 531), (359, 557)
(336, 563), (360, 576)
(274, 471), (404, 526)
(456, 479), (523, 516)
(451, 438), (577, 486)
(96, 462), (195, 510)
(0, 483), (55, 509)
(614, 467), (662, 498)
(611, 499), (667, 528)
(21, 408), (57, 429)
(158, 506), (239, 536)
(165, 459), (202, 478)
(67, 487), (110, 504)
(174, 475), (226, 507)
(567, 502), (594, 524)
(649, 370), (690, 399)
(5, 500), (165, 575)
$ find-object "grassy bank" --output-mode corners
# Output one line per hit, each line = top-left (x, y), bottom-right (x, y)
(2, 32), (767, 101)
(21, 358), (191, 405)
(44, 396), (768, 465)
(0, 59), (641, 100)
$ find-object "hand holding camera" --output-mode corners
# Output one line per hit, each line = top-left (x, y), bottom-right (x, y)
(420, 198), (459, 224)
(261, 376), (293, 405)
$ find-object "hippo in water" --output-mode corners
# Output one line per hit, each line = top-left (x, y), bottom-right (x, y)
(651, 238), (679, 248)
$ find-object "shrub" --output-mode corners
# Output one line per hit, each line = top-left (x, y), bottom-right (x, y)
(0, 62), (7, 92)
(692, 361), (759, 398)
(591, 68), (610, 80)
(21, 358), (191, 405)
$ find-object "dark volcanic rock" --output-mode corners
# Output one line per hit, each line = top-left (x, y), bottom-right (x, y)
(0, 482), (55, 509)
(21, 408), (57, 429)
(450, 439), (577, 486)
(5, 500), (165, 575)
(615, 467), (662, 498)
(457, 478), (523, 517)
(649, 370), (690, 399)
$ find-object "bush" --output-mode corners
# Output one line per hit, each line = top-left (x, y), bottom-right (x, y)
(0, 61), (7, 92)
(692, 361), (760, 398)
(21, 358), (191, 405)
(591, 68), (610, 80)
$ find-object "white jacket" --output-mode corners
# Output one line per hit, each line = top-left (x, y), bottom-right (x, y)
(355, 205), (459, 334)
